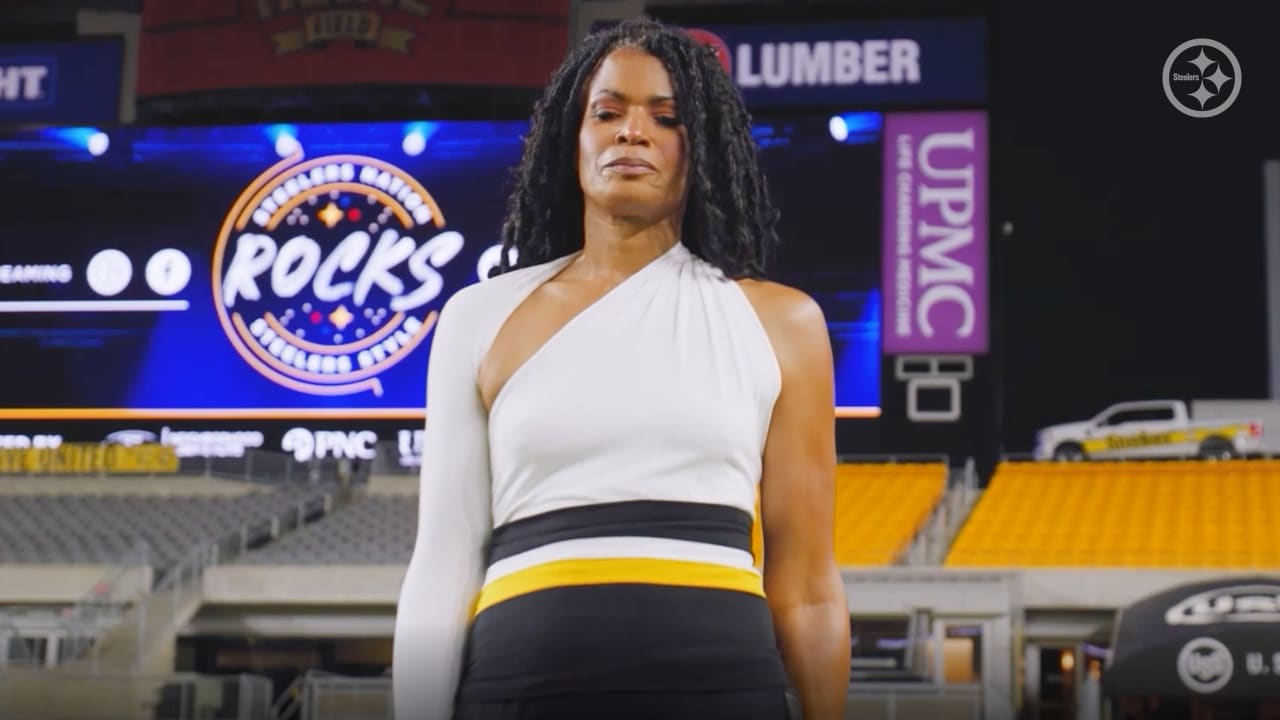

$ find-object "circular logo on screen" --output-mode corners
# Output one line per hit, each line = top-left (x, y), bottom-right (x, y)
(684, 28), (732, 75)
(1163, 38), (1241, 118)
(212, 154), (465, 397)
(1177, 637), (1233, 694)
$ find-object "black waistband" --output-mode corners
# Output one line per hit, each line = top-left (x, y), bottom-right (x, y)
(487, 500), (754, 564)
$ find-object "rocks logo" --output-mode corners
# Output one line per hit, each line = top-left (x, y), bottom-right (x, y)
(213, 152), (464, 397)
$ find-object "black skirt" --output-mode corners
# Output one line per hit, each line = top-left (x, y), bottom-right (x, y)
(452, 687), (793, 720)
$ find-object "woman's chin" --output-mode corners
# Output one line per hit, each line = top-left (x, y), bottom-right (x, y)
(589, 190), (679, 222)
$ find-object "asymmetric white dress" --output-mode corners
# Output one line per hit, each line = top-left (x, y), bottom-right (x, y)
(392, 242), (791, 720)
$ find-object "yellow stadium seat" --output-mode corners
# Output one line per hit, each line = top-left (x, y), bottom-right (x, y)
(944, 460), (1280, 570)
(832, 463), (947, 566)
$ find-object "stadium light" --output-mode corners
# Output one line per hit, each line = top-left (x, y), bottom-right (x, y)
(87, 131), (110, 157)
(828, 112), (883, 144)
(267, 124), (301, 158)
(44, 127), (111, 157)
(402, 122), (439, 157)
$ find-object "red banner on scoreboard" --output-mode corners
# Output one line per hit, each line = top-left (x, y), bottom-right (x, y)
(138, 0), (569, 97)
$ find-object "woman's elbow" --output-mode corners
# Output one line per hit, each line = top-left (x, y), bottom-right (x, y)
(764, 545), (845, 608)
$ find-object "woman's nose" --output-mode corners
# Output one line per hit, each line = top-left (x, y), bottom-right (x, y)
(616, 113), (650, 145)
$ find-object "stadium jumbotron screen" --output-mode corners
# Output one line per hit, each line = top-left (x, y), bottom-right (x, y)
(0, 118), (881, 420)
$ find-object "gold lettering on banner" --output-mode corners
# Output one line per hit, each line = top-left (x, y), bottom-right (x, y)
(307, 11), (381, 44)
(269, 7), (422, 55)
(0, 443), (179, 475)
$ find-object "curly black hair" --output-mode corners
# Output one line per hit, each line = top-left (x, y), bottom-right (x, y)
(493, 16), (780, 280)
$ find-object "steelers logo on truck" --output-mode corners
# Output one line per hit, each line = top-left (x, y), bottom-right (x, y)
(212, 153), (464, 396)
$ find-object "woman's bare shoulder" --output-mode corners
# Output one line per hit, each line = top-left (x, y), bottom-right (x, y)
(444, 259), (568, 318)
(734, 279), (828, 349)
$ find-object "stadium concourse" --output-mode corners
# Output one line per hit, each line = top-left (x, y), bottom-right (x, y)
(2, 454), (1279, 720)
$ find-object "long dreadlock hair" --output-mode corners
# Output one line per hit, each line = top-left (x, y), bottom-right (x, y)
(493, 16), (780, 280)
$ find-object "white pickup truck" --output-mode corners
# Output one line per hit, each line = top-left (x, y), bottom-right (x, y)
(1033, 400), (1265, 461)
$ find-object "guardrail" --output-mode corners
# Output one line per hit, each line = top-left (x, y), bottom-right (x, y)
(843, 682), (982, 720)
(189, 450), (368, 486)
(207, 490), (335, 566)
(837, 453), (952, 466)
(295, 675), (983, 720)
(0, 669), (274, 720)
(898, 458), (980, 567)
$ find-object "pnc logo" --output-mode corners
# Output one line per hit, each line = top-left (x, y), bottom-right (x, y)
(213, 152), (464, 396)
(281, 427), (378, 462)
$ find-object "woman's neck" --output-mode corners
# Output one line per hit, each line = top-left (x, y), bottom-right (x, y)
(577, 207), (680, 279)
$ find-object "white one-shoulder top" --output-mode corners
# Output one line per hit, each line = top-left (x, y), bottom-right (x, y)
(393, 241), (783, 719)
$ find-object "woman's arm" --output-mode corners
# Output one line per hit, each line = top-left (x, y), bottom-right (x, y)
(393, 289), (493, 720)
(743, 280), (849, 720)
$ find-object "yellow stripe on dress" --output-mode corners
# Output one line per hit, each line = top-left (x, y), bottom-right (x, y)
(472, 557), (766, 617)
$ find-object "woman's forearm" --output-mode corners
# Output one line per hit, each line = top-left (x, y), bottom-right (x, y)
(772, 580), (850, 720)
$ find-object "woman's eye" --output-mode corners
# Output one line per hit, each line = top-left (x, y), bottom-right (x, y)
(655, 116), (682, 128)
(593, 110), (619, 121)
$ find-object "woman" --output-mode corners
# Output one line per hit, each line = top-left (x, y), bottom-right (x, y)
(393, 16), (849, 720)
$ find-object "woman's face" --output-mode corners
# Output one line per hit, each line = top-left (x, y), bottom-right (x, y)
(577, 46), (689, 224)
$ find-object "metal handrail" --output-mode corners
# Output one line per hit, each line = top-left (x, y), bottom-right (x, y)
(837, 453), (951, 465)
(74, 541), (150, 616)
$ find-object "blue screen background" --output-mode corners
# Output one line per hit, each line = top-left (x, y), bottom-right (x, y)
(0, 118), (880, 414)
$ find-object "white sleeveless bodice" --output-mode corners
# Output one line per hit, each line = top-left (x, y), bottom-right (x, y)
(485, 241), (781, 527)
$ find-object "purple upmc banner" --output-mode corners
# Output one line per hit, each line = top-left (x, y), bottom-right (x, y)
(881, 111), (988, 355)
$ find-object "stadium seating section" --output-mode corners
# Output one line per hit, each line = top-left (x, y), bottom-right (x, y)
(240, 463), (949, 568)
(832, 463), (948, 566)
(946, 460), (1280, 569)
(0, 488), (325, 567)
(238, 495), (416, 565)
(1, 463), (952, 571)
(230, 461), (952, 568)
